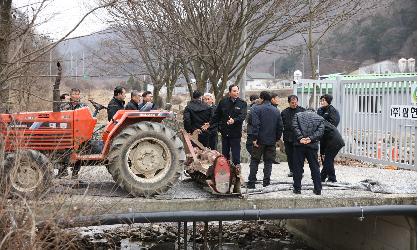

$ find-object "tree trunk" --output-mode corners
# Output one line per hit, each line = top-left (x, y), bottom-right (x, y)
(307, 43), (317, 108)
(0, 0), (12, 113)
(307, 0), (317, 109)
(181, 62), (193, 98)
(52, 62), (62, 112)
(165, 86), (173, 110)
(152, 83), (162, 107)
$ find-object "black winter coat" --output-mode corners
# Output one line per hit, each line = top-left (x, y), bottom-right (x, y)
(107, 97), (125, 121)
(210, 97), (247, 138)
(320, 121), (345, 154)
(183, 99), (212, 133)
(292, 111), (325, 150)
(125, 100), (140, 110)
(251, 101), (283, 146)
(317, 105), (340, 127)
(281, 106), (305, 142)
(246, 103), (258, 135)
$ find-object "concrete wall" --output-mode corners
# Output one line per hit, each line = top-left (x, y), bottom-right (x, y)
(286, 216), (416, 250)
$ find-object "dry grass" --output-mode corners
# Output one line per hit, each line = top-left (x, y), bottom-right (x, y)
(0, 178), (82, 249)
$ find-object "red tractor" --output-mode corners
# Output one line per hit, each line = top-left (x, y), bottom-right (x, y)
(0, 105), (241, 198)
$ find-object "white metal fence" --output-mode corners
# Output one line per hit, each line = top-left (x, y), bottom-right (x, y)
(294, 76), (417, 170)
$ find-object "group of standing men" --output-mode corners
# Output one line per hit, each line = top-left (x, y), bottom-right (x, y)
(184, 84), (345, 195)
(107, 86), (158, 121)
(60, 84), (344, 195)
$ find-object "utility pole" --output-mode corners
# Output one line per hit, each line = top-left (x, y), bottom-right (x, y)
(75, 55), (78, 83)
(238, 0), (247, 99)
(82, 51), (85, 77)
(49, 50), (52, 81)
(273, 59), (276, 79)
(317, 45), (320, 79)
(302, 50), (305, 78)
(70, 52), (73, 80)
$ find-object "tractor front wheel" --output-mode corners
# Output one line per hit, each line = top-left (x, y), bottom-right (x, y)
(3, 149), (52, 198)
(107, 122), (185, 197)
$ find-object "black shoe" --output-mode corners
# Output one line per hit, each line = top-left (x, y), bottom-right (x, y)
(263, 182), (270, 187)
(247, 184), (256, 189)
(57, 167), (68, 178)
(287, 172), (293, 177)
(272, 160), (280, 164)
(313, 189), (321, 195)
(293, 189), (301, 194)
(327, 179), (337, 183)
(71, 171), (79, 179)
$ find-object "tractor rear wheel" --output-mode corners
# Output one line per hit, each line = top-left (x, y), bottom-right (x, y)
(107, 122), (185, 197)
(3, 149), (52, 198)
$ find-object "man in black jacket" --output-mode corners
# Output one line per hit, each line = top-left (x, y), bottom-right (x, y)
(107, 86), (126, 121)
(203, 93), (218, 149)
(247, 91), (283, 188)
(281, 95), (305, 177)
(184, 90), (213, 147)
(210, 85), (247, 166)
(292, 109), (325, 195)
(245, 94), (260, 155)
(317, 94), (340, 127)
(125, 90), (141, 110)
(320, 121), (345, 182)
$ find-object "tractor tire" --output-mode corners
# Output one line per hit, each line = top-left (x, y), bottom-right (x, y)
(107, 122), (185, 197)
(3, 149), (53, 199)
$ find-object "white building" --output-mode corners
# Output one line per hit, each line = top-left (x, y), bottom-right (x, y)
(354, 60), (400, 74)
(245, 72), (275, 90)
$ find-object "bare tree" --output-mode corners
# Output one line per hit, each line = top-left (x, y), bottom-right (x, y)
(132, 0), (324, 101)
(297, 0), (378, 107)
(102, 1), (183, 104)
(304, 0), (377, 79)
(0, 0), (117, 113)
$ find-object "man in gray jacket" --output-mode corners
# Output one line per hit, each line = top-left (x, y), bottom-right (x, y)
(292, 109), (325, 195)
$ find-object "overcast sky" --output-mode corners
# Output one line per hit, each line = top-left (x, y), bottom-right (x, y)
(13, 0), (108, 40)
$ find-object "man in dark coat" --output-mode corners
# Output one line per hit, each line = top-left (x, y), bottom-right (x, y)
(292, 109), (325, 195)
(245, 94), (260, 155)
(107, 86), (126, 121)
(210, 85), (247, 167)
(247, 91), (283, 188)
(184, 90), (213, 148)
(317, 94), (340, 127)
(320, 121), (345, 182)
(281, 95), (305, 177)
(203, 93), (218, 150)
(125, 90), (141, 110)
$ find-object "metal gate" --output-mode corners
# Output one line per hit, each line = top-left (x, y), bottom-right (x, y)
(294, 75), (417, 170)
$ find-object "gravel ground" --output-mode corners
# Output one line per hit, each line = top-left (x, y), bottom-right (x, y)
(55, 162), (416, 200)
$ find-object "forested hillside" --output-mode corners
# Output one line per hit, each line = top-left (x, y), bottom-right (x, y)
(272, 0), (417, 77)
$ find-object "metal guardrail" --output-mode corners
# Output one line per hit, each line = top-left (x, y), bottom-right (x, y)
(295, 76), (417, 170)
